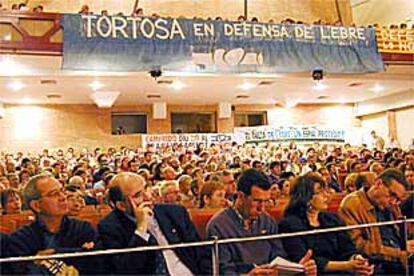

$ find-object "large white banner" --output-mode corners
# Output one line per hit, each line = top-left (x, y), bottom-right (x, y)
(234, 125), (363, 144)
(142, 126), (363, 149)
(142, 133), (235, 149)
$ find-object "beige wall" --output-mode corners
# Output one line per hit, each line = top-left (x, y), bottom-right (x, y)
(267, 104), (357, 127)
(1, 103), (411, 153)
(352, 0), (414, 26)
(360, 112), (388, 145)
(0, 103), (360, 153)
(395, 106), (414, 148)
(0, 104), (142, 153)
(2, 0), (352, 24)
(359, 106), (414, 148)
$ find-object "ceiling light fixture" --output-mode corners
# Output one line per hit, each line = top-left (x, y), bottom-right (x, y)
(9, 80), (25, 91)
(0, 56), (29, 76)
(90, 91), (120, 108)
(20, 97), (33, 104)
(339, 97), (347, 104)
(170, 80), (186, 90)
(238, 82), (256, 90)
(240, 73), (283, 78)
(284, 97), (298, 108)
(89, 80), (105, 91)
(313, 82), (327, 91)
(235, 94), (250, 99)
(370, 83), (384, 93)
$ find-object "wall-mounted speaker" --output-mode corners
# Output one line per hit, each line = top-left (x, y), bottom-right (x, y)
(218, 102), (232, 118)
(153, 102), (167, 119)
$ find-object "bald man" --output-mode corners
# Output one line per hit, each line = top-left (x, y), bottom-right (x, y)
(97, 172), (210, 275)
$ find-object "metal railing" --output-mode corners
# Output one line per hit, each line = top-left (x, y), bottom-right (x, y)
(1, 217), (413, 276)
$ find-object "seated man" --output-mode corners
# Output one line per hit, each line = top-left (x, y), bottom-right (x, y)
(404, 167), (414, 191)
(161, 166), (178, 181)
(8, 174), (100, 275)
(98, 172), (210, 274)
(68, 175), (98, 205)
(339, 168), (414, 274)
(177, 175), (194, 203)
(206, 169), (317, 275)
(0, 233), (10, 274)
(159, 180), (181, 204)
(64, 185), (86, 216)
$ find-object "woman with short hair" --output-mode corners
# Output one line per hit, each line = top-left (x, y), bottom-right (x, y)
(199, 181), (227, 209)
(0, 189), (23, 215)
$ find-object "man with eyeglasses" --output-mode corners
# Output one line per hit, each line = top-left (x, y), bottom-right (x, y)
(206, 168), (317, 275)
(404, 167), (414, 189)
(221, 170), (237, 201)
(339, 168), (414, 275)
(97, 172), (210, 274)
(7, 174), (101, 274)
(159, 180), (181, 204)
(401, 168), (414, 219)
(65, 185), (86, 216)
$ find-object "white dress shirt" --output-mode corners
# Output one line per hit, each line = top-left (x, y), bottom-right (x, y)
(135, 216), (193, 276)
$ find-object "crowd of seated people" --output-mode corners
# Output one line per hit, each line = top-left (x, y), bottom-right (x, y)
(0, 138), (413, 274)
(2, 2), (414, 30)
(0, 2), (384, 29)
(0, 1), (43, 13)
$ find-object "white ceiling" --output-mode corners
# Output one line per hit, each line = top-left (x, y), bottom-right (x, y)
(351, 0), (414, 26)
(0, 55), (412, 106)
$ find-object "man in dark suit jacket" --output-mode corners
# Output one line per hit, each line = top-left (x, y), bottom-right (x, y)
(98, 172), (210, 275)
(0, 233), (10, 275)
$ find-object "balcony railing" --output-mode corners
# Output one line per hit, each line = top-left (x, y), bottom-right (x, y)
(0, 11), (62, 55)
(0, 11), (412, 64)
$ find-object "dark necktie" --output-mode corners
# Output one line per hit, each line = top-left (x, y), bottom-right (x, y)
(149, 233), (169, 275)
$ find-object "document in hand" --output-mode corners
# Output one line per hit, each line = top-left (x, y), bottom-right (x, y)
(270, 257), (304, 274)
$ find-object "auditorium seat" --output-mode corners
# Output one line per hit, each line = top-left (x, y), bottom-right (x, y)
(327, 193), (345, 212)
(82, 205), (96, 213)
(181, 200), (194, 209)
(0, 219), (16, 234)
(189, 208), (221, 239)
(267, 206), (288, 222)
(0, 212), (36, 231)
(338, 173), (347, 190)
(97, 204), (112, 216)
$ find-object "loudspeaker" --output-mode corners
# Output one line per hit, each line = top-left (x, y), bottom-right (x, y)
(153, 102), (167, 119)
(218, 102), (232, 118)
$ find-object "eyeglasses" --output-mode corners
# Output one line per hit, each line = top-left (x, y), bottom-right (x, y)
(130, 191), (145, 201)
(67, 195), (84, 202)
(165, 190), (179, 196)
(388, 190), (404, 203)
(384, 186), (405, 204)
